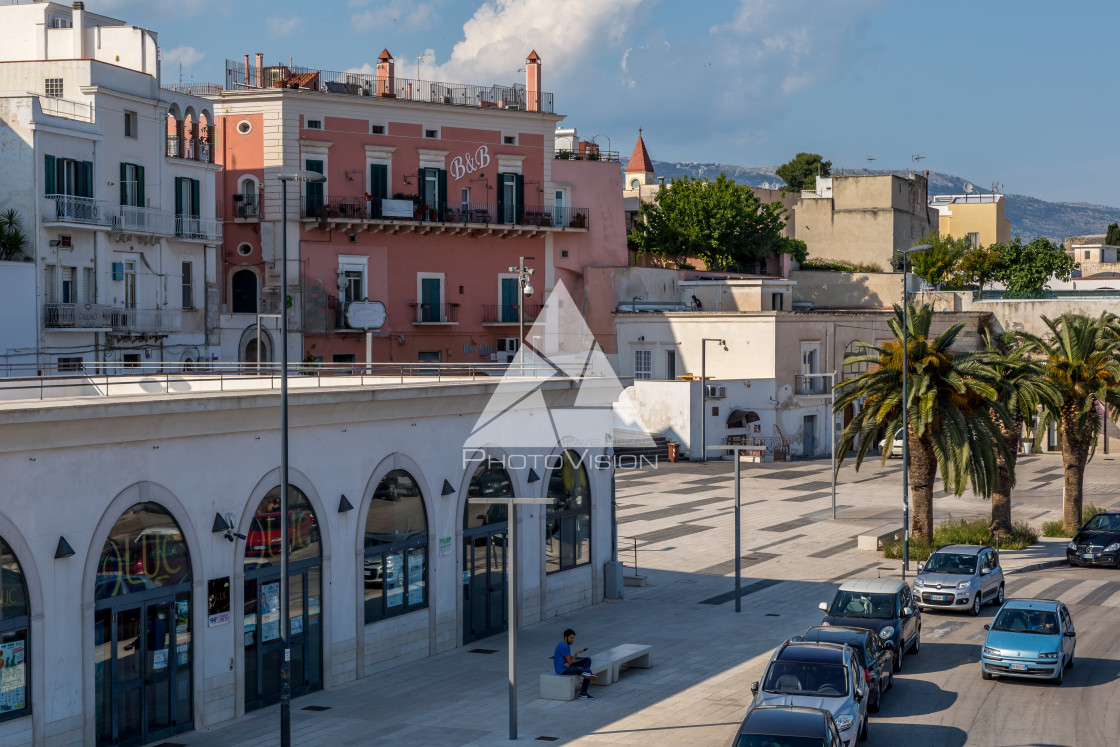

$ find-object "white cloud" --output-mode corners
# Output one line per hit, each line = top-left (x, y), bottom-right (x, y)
(267, 17), (304, 37)
(162, 45), (205, 69)
(351, 1), (441, 33)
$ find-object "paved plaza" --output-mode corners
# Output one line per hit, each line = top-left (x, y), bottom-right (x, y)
(162, 453), (1120, 746)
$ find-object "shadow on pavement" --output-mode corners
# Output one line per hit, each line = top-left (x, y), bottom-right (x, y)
(865, 722), (967, 747)
(877, 676), (957, 718)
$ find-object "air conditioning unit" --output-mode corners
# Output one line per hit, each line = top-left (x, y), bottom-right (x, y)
(706, 384), (726, 399)
(59, 235), (72, 248)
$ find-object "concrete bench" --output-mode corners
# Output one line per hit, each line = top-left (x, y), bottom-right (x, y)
(857, 523), (904, 551)
(589, 643), (654, 683)
(539, 658), (613, 701)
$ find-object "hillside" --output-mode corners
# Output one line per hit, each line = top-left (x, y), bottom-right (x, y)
(641, 160), (1120, 242)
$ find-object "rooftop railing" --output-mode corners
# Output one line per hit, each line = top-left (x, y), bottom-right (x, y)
(38, 95), (94, 122)
(224, 59), (554, 113)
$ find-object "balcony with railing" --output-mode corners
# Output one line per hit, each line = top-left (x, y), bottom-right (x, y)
(44, 303), (111, 329)
(409, 302), (459, 325)
(232, 192), (261, 220)
(37, 95), (94, 123)
(225, 59), (555, 113)
(794, 374), (827, 396)
(114, 205), (175, 235)
(175, 215), (222, 241)
(110, 307), (182, 335)
(482, 303), (542, 325)
(166, 136), (213, 164)
(302, 196), (589, 236)
(43, 195), (113, 226)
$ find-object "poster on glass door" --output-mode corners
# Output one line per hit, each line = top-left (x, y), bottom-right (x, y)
(0, 639), (25, 712)
(261, 582), (281, 642)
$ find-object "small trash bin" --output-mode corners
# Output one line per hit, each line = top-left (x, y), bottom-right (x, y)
(667, 442), (679, 462)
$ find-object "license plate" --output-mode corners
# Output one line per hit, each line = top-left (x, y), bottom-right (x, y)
(1083, 553), (1096, 560)
(931, 595), (947, 601)
(1010, 663), (1027, 672)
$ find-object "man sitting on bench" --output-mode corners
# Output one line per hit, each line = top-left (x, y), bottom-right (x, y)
(553, 628), (596, 699)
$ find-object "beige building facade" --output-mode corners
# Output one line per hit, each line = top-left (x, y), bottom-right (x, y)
(930, 193), (1011, 247)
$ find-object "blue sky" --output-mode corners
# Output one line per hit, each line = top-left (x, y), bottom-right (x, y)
(97, 0), (1119, 205)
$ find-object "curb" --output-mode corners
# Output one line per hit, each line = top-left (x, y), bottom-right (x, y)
(1005, 559), (1067, 575)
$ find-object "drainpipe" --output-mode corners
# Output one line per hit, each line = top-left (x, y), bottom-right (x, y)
(32, 125), (43, 374)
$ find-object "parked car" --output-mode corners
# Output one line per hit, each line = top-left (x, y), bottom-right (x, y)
(913, 544), (1004, 615)
(749, 641), (868, 746)
(980, 598), (1076, 685)
(1066, 511), (1120, 567)
(792, 626), (894, 713)
(729, 704), (843, 747)
(819, 578), (920, 672)
(879, 429), (904, 457)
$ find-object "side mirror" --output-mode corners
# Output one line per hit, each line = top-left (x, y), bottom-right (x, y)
(917, 562), (925, 572)
(750, 681), (759, 696)
(903, 607), (913, 617)
(790, 636), (803, 643)
(981, 567), (991, 576)
(853, 690), (863, 703)
(818, 602), (829, 612)
(1065, 630), (1076, 638)
(983, 624), (990, 631)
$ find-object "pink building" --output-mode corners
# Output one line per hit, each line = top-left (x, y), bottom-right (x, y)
(212, 51), (625, 365)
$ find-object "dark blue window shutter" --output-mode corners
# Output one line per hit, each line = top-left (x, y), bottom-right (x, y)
(44, 155), (56, 194)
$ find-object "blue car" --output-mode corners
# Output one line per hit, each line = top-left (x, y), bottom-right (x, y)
(980, 598), (1077, 685)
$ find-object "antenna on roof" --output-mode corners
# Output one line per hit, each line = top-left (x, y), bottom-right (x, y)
(991, 181), (1002, 195)
(416, 50), (431, 79)
(865, 156), (876, 172)
(963, 182), (975, 195)
(912, 154), (925, 166)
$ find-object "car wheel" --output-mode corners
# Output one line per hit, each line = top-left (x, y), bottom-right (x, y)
(995, 584), (1005, 606)
(911, 628), (920, 654)
(859, 716), (868, 742)
(970, 594), (982, 616)
(1053, 658), (1064, 686)
(869, 682), (880, 713)
(886, 671), (894, 690)
(893, 643), (904, 673)
(982, 669), (992, 680)
(1066, 648), (1075, 669)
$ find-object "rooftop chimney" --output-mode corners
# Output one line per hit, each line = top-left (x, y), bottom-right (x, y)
(376, 49), (395, 97)
(526, 50), (541, 112)
(255, 53), (264, 88)
(72, 2), (85, 58)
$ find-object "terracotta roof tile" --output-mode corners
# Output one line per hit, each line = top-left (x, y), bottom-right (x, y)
(628, 132), (654, 174)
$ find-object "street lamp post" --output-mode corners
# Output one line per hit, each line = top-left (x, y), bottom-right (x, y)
(699, 338), (727, 463)
(275, 169), (326, 747)
(897, 244), (931, 578)
(468, 495), (551, 740)
(509, 257), (535, 374)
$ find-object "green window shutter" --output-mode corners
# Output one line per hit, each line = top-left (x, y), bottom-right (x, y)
(305, 159), (324, 212)
(44, 155), (56, 194)
(437, 168), (447, 207)
(119, 163), (127, 205)
(515, 174), (524, 222)
(175, 177), (183, 215)
(82, 161), (93, 197)
(191, 178), (200, 217)
(137, 165), (145, 207)
(496, 172), (505, 218)
(370, 164), (387, 200)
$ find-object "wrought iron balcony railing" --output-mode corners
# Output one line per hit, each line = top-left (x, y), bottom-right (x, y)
(43, 194), (113, 225)
(303, 196), (589, 229)
(175, 215), (222, 241)
(115, 205), (175, 235)
(232, 192), (260, 219)
(408, 302), (459, 324)
(44, 303), (110, 328)
(482, 303), (542, 324)
(110, 307), (182, 334)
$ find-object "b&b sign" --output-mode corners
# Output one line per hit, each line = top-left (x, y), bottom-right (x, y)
(450, 145), (490, 181)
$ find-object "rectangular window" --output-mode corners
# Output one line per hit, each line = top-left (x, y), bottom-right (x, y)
(500, 276), (519, 323)
(665, 350), (676, 380)
(419, 276), (442, 322)
(44, 78), (63, 98)
(460, 187), (470, 214)
(306, 119), (322, 130)
(122, 353), (141, 368)
(181, 261), (194, 309)
(175, 177), (200, 236)
(1085, 250), (1091, 260)
(498, 172), (524, 224)
(124, 111), (137, 138)
(503, 135), (516, 145)
(800, 344), (821, 394)
(304, 159), (325, 215)
(370, 124), (385, 135)
(424, 129), (438, 139)
(772, 292), (784, 311)
(332, 353), (356, 363)
(120, 163), (144, 207)
(123, 260), (137, 309)
(61, 266), (75, 304)
(43, 266), (57, 304)
(368, 164), (388, 218)
(967, 232), (979, 249)
(634, 349), (652, 380)
(418, 168), (446, 217)
(45, 156), (93, 197)
(343, 270), (363, 304)
(57, 357), (84, 372)
(83, 266), (95, 303)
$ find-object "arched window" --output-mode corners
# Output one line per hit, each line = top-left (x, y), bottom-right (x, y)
(0, 539), (29, 723)
(545, 451), (591, 573)
(630, 178), (640, 189)
(231, 270), (258, 314)
(95, 503), (191, 599)
(244, 487), (320, 571)
(464, 459), (513, 528)
(364, 470), (428, 623)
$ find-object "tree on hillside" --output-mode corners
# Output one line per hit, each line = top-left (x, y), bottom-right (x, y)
(834, 304), (1009, 545)
(1106, 223), (1120, 246)
(893, 234), (970, 287)
(628, 174), (787, 272)
(775, 153), (831, 194)
(1022, 313), (1120, 534)
(992, 236), (1077, 297)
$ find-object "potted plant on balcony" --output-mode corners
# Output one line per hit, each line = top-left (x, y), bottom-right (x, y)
(569, 212), (587, 228)
(539, 213), (553, 227)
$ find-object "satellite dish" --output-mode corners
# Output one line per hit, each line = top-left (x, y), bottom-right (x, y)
(963, 182), (975, 195)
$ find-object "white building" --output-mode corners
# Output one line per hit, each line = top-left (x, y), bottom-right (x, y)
(0, 371), (611, 746)
(0, 1), (221, 374)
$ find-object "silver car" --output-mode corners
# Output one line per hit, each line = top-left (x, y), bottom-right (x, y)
(913, 544), (1004, 616)
(750, 641), (869, 746)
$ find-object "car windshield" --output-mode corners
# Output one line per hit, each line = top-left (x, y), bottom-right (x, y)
(992, 608), (1059, 635)
(762, 661), (849, 697)
(827, 591), (895, 619)
(1083, 514), (1120, 532)
(923, 553), (977, 575)
(736, 736), (826, 747)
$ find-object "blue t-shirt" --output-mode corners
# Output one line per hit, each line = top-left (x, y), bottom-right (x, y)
(553, 642), (571, 674)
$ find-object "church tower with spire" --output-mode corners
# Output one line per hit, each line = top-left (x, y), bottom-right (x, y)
(624, 128), (655, 189)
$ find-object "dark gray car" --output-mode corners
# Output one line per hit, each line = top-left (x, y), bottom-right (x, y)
(913, 544), (1004, 616)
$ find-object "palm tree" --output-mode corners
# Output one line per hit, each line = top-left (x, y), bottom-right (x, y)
(835, 303), (1009, 545)
(980, 330), (1059, 538)
(0, 209), (27, 261)
(1020, 313), (1120, 534)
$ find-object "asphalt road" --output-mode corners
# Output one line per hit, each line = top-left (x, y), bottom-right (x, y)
(864, 564), (1120, 747)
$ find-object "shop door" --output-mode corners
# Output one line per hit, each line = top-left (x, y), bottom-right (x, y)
(243, 567), (322, 711)
(462, 525), (508, 643)
(94, 595), (191, 747)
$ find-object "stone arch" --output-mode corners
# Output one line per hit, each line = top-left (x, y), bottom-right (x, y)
(0, 510), (45, 739)
(238, 323), (272, 364)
